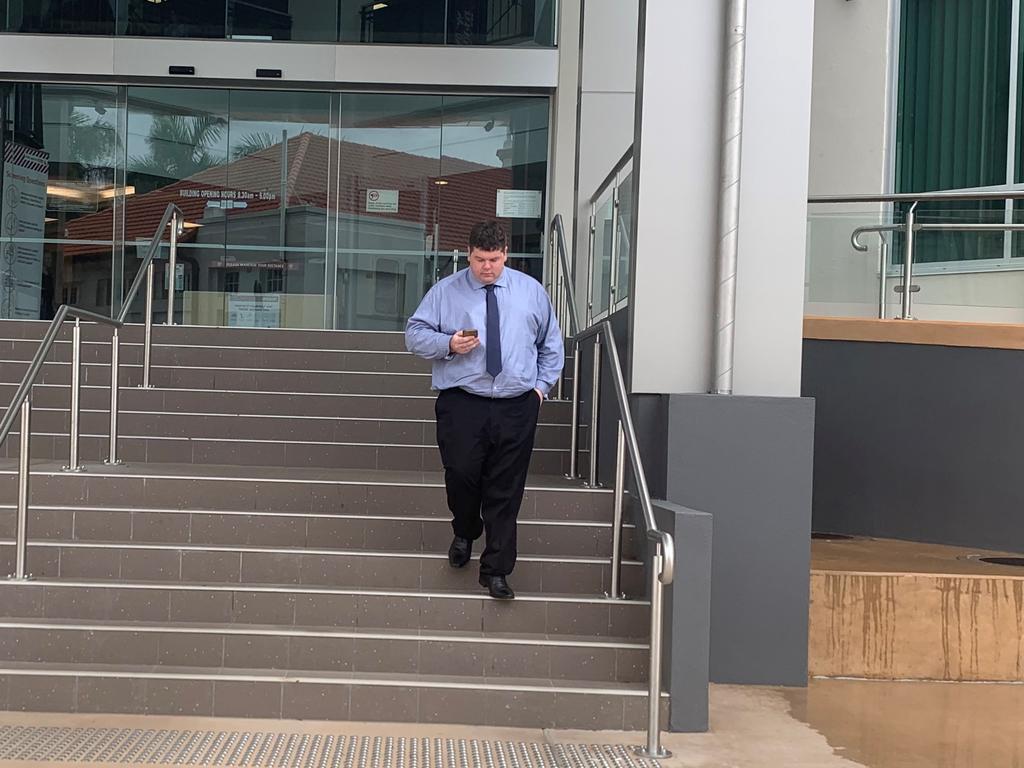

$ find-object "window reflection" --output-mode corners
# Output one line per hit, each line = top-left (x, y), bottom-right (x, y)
(1, 85), (550, 330)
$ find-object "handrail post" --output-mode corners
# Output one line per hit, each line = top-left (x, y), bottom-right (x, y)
(106, 327), (122, 465)
(635, 547), (671, 759)
(64, 318), (84, 473)
(587, 335), (602, 488)
(167, 211), (179, 326)
(13, 398), (31, 580)
(143, 262), (155, 388)
(878, 236), (888, 320)
(567, 339), (582, 479)
(608, 420), (626, 599)
(901, 203), (917, 320)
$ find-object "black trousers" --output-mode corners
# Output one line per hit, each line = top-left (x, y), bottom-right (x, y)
(434, 387), (541, 577)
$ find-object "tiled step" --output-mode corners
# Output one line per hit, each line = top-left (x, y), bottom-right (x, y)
(0, 410), (571, 450)
(0, 506), (637, 559)
(0, 338), (432, 373)
(0, 384), (578, 423)
(0, 320), (411, 352)
(2, 542), (644, 596)
(0, 581), (650, 639)
(1, 435), (574, 474)
(0, 361), (434, 397)
(0, 620), (648, 683)
(0, 661), (662, 729)
(0, 463), (609, 521)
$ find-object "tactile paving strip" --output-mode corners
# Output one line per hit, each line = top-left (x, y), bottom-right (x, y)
(0, 728), (662, 768)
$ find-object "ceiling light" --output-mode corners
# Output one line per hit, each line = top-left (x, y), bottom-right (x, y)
(98, 185), (135, 200)
(434, 179), (449, 186)
(372, 2), (388, 9)
(46, 185), (89, 201)
(181, 221), (204, 229)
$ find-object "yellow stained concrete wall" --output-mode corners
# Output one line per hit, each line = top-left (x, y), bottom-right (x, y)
(810, 572), (1024, 681)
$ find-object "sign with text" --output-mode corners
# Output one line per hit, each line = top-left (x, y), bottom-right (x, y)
(227, 293), (281, 328)
(496, 189), (542, 219)
(366, 189), (399, 213)
(1, 143), (49, 319)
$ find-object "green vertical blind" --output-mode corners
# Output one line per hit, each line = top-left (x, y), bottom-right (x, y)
(896, 0), (1012, 263)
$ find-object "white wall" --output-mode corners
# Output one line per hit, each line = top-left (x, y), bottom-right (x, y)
(631, 0), (816, 397)
(573, 0), (639, 306)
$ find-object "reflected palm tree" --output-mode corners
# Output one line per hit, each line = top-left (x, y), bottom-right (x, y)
(129, 115), (226, 185)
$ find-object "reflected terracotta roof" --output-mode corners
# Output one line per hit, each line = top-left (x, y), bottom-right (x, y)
(64, 133), (521, 255)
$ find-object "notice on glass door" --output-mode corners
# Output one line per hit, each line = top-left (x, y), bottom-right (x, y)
(366, 189), (399, 213)
(1, 142), (49, 320)
(496, 189), (542, 219)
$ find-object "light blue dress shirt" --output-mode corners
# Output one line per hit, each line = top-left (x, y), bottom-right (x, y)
(405, 267), (565, 398)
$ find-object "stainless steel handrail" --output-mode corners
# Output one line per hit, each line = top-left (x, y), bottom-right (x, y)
(844, 218), (1024, 320)
(590, 146), (634, 205)
(809, 189), (1024, 204)
(573, 319), (674, 760)
(0, 203), (182, 579)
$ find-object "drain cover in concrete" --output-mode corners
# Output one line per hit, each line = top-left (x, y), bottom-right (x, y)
(0, 728), (662, 768)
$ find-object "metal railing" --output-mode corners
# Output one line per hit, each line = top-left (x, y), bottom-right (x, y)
(0, 203), (184, 580)
(809, 189), (1024, 319)
(547, 214), (674, 759)
(587, 147), (634, 326)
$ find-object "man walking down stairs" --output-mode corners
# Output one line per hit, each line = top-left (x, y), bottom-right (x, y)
(406, 220), (565, 601)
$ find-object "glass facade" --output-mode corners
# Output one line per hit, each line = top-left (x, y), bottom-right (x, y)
(0, 82), (550, 329)
(0, 0), (556, 45)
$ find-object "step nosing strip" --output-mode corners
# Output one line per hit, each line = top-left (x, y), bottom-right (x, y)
(0, 622), (648, 649)
(0, 470), (609, 492)
(2, 539), (639, 565)
(0, 505), (624, 527)
(0, 666), (654, 695)
(9, 339), (420, 355)
(4, 579), (651, 605)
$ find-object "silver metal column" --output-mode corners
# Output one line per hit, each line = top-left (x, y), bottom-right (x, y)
(106, 327), (122, 465)
(142, 262), (154, 388)
(567, 339), (582, 479)
(587, 336), (602, 488)
(13, 398), (31, 579)
(711, 0), (748, 396)
(878, 236), (889, 320)
(608, 421), (626, 598)
(585, 213), (596, 327)
(65, 318), (84, 472)
(900, 204), (917, 320)
(635, 548), (671, 759)
(167, 212), (179, 326)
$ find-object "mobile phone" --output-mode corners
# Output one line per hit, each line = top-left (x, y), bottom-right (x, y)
(461, 329), (478, 337)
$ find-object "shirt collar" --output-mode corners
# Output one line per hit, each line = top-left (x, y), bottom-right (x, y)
(465, 266), (511, 290)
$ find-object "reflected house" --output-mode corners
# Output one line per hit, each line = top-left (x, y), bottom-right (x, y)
(64, 133), (518, 329)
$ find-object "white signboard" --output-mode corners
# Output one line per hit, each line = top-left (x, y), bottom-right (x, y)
(227, 293), (281, 328)
(496, 189), (542, 219)
(1, 143), (49, 319)
(366, 189), (399, 213)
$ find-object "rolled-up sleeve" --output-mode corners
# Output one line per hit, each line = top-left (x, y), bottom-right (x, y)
(534, 293), (565, 396)
(405, 286), (452, 360)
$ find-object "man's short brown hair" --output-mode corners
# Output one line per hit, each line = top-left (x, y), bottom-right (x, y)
(468, 220), (509, 252)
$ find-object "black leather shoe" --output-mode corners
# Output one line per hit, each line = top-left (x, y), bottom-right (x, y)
(479, 574), (515, 600)
(448, 536), (472, 568)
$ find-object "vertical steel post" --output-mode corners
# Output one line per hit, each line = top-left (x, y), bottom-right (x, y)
(567, 339), (582, 479)
(107, 327), (122, 465)
(167, 212), (179, 326)
(14, 398), (31, 579)
(65, 318), (83, 472)
(587, 336), (602, 488)
(901, 204), (917, 320)
(609, 421), (626, 598)
(635, 549), (671, 759)
(143, 262), (154, 388)
(878, 237), (889, 320)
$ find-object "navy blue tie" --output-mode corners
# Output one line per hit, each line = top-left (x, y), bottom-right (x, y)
(485, 285), (502, 378)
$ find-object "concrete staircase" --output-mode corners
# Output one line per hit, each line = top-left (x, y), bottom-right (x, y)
(0, 320), (657, 729)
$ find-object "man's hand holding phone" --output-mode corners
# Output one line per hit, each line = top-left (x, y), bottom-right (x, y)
(450, 330), (481, 355)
